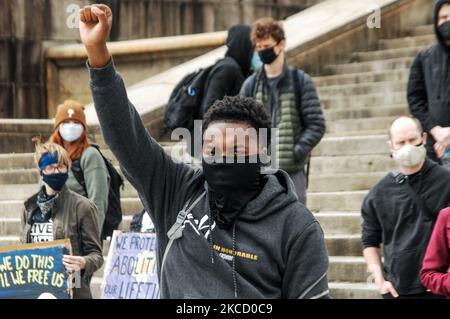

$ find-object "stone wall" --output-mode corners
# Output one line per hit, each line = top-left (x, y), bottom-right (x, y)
(1, 0), (321, 119)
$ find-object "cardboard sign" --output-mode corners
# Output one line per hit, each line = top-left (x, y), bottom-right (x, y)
(0, 240), (72, 299)
(101, 231), (160, 299)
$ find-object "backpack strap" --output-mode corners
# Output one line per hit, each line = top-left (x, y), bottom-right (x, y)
(250, 71), (262, 98)
(167, 191), (207, 240)
(71, 158), (87, 194)
(160, 191), (207, 283)
(70, 143), (114, 195)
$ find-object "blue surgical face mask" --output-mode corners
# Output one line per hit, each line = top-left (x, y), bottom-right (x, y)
(251, 52), (263, 70)
(42, 172), (68, 192)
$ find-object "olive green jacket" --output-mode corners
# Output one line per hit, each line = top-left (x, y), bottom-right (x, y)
(66, 146), (110, 229)
(21, 185), (103, 299)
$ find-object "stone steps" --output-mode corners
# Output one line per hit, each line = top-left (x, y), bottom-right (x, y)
(318, 81), (407, 97)
(329, 282), (380, 299)
(309, 155), (395, 174)
(308, 191), (368, 212)
(314, 212), (362, 235)
(324, 57), (413, 75)
(321, 92), (407, 109)
(314, 69), (410, 87)
(0, 182), (139, 200)
(309, 172), (383, 193)
(312, 135), (388, 157)
(378, 34), (435, 50)
(410, 24), (433, 36)
(324, 104), (408, 121)
(0, 235), (20, 246)
(327, 116), (395, 134)
(328, 256), (368, 283)
(350, 46), (424, 62)
(327, 116), (397, 134)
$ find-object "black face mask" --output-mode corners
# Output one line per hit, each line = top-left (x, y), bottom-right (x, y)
(202, 156), (262, 229)
(439, 21), (450, 41)
(42, 172), (68, 192)
(258, 45), (279, 65)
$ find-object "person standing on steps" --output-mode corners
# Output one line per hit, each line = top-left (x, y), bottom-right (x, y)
(240, 18), (326, 205)
(49, 100), (110, 232)
(408, 0), (450, 168)
(21, 141), (103, 299)
(362, 116), (450, 299)
(78, 4), (330, 299)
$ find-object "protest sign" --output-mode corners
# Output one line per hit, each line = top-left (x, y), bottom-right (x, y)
(0, 239), (72, 299)
(102, 231), (160, 299)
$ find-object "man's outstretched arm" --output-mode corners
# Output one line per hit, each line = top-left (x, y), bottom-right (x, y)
(80, 5), (200, 228)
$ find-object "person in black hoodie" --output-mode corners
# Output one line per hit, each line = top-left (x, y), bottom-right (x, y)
(78, 4), (330, 299)
(408, 0), (450, 164)
(200, 25), (254, 116)
(362, 116), (450, 299)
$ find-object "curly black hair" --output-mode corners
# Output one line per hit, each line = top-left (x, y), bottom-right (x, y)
(203, 96), (272, 142)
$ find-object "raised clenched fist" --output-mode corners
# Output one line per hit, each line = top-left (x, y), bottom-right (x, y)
(79, 4), (113, 48)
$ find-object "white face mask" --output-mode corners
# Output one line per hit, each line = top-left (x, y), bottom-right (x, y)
(392, 143), (426, 168)
(59, 123), (84, 142)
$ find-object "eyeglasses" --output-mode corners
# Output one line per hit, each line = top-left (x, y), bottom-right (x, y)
(42, 164), (68, 174)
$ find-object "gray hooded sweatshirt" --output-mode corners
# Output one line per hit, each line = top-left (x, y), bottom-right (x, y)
(88, 59), (330, 299)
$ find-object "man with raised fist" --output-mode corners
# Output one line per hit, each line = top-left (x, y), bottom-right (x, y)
(79, 4), (329, 299)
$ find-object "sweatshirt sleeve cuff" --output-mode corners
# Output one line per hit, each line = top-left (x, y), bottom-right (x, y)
(87, 57), (116, 88)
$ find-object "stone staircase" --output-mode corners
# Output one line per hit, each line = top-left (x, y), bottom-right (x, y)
(0, 23), (436, 299)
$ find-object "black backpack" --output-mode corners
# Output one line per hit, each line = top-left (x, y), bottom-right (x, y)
(71, 144), (124, 240)
(163, 64), (216, 132)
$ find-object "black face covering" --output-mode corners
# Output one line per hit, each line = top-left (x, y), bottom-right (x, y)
(439, 21), (450, 41)
(258, 45), (279, 65)
(202, 156), (262, 229)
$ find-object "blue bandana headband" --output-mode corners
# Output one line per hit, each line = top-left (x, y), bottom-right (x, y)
(38, 152), (59, 171)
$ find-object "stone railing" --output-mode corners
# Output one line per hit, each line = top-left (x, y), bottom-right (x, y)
(45, 31), (228, 116)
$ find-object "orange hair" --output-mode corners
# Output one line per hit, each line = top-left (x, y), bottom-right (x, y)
(251, 18), (285, 44)
(49, 121), (91, 161)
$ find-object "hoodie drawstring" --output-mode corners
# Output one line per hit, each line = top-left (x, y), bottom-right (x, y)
(208, 207), (215, 264)
(208, 208), (238, 298)
(232, 222), (238, 298)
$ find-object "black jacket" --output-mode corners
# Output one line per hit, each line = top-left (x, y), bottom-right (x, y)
(201, 25), (253, 115)
(361, 159), (450, 295)
(408, 0), (450, 162)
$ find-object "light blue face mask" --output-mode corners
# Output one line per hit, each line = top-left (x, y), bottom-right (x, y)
(251, 52), (263, 71)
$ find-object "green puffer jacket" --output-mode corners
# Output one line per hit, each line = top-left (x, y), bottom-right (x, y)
(240, 63), (325, 173)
